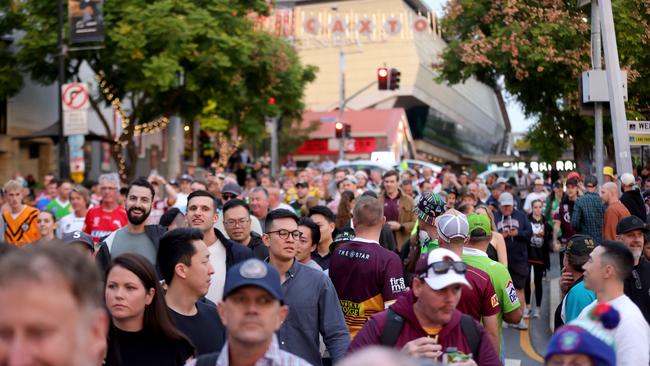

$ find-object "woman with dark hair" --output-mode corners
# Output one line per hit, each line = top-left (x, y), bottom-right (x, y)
(525, 199), (552, 319)
(104, 253), (194, 366)
(335, 190), (356, 229)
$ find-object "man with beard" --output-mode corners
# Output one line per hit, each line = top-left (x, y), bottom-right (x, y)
(616, 216), (650, 325)
(96, 178), (166, 273)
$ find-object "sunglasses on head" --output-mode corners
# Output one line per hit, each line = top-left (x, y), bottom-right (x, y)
(420, 260), (468, 278)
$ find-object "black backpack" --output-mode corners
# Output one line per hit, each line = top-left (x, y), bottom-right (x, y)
(380, 309), (481, 360)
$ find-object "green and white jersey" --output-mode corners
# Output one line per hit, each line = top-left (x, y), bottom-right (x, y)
(45, 198), (71, 220)
(462, 246), (521, 356)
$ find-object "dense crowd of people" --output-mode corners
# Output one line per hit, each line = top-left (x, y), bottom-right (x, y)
(0, 161), (649, 366)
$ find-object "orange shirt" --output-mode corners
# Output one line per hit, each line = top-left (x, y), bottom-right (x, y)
(3, 206), (41, 246)
(603, 201), (630, 241)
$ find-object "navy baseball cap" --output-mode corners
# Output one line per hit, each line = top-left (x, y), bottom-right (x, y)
(223, 259), (283, 302)
(62, 231), (95, 252)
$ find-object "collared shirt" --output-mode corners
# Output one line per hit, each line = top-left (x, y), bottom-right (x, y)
(276, 260), (350, 365)
(571, 191), (604, 244)
(383, 192), (400, 222)
(311, 249), (332, 270)
(185, 335), (311, 366)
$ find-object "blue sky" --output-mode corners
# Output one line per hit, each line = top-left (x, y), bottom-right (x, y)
(423, 0), (534, 133)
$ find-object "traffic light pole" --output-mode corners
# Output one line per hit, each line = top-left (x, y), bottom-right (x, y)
(338, 45), (346, 163)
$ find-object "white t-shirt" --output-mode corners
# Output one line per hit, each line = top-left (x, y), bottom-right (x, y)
(577, 295), (650, 366)
(206, 239), (227, 304)
(523, 191), (548, 212)
(56, 213), (86, 239)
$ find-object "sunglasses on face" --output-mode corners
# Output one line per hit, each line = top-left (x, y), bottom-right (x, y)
(222, 193), (237, 200)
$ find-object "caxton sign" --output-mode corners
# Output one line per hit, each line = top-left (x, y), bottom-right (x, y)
(257, 8), (439, 49)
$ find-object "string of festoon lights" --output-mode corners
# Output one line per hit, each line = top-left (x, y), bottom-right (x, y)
(95, 71), (171, 178)
(94, 71), (170, 137)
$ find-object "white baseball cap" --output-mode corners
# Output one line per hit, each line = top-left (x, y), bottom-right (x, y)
(620, 173), (635, 186)
(415, 248), (471, 290)
(435, 210), (469, 242)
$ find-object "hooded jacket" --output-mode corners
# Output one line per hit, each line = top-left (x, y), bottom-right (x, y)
(495, 209), (532, 275)
(348, 291), (500, 366)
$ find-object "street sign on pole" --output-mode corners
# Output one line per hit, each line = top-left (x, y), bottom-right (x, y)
(629, 134), (650, 146)
(627, 121), (650, 134)
(62, 82), (90, 136)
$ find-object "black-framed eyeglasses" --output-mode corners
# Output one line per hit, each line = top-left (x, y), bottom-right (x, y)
(266, 229), (301, 240)
(224, 218), (251, 227)
(222, 193), (237, 201)
(420, 260), (467, 277)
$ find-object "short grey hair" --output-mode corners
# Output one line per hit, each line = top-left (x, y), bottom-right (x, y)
(251, 186), (269, 199)
(99, 173), (121, 190)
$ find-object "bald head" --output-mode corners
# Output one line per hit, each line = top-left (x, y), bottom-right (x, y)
(601, 182), (619, 204)
(338, 347), (420, 366)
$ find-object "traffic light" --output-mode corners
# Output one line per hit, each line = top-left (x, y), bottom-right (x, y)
(377, 68), (388, 90)
(344, 123), (351, 138)
(335, 122), (344, 138)
(389, 68), (401, 90)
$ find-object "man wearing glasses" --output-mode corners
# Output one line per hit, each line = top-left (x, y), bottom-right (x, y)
(215, 182), (263, 238)
(83, 173), (127, 243)
(262, 209), (350, 366)
(348, 248), (500, 366)
(222, 198), (268, 260)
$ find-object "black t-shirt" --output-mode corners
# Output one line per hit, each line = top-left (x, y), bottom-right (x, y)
(625, 257), (650, 326)
(104, 326), (194, 366)
(170, 301), (226, 356)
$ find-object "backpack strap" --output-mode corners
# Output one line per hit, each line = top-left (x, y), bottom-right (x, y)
(459, 314), (481, 360)
(195, 352), (220, 366)
(380, 308), (405, 346)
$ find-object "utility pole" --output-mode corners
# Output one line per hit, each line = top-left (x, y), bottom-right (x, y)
(338, 45), (346, 163)
(599, 0), (632, 174)
(591, 1), (604, 186)
(57, 0), (68, 178)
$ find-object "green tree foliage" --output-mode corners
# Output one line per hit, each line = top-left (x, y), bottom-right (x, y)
(1, 0), (315, 178)
(436, 0), (650, 171)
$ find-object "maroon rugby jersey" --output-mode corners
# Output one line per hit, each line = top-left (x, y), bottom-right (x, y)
(456, 265), (501, 321)
(329, 238), (406, 338)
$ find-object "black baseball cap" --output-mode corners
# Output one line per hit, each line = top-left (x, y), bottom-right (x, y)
(584, 175), (598, 188)
(222, 259), (283, 302)
(566, 234), (595, 257)
(616, 215), (649, 235)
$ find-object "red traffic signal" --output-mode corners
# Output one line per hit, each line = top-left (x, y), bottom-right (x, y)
(378, 68), (388, 90)
(335, 122), (344, 138)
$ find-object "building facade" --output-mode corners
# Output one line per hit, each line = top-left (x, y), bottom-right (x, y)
(268, 0), (509, 164)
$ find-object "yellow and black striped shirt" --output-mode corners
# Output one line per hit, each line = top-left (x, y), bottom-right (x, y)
(3, 206), (40, 246)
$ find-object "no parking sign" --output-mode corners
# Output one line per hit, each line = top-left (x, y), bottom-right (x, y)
(62, 82), (89, 136)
